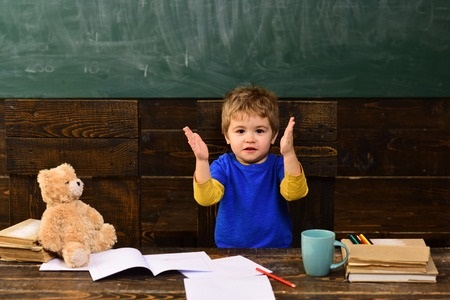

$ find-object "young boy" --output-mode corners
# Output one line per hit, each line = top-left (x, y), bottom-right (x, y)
(183, 85), (308, 248)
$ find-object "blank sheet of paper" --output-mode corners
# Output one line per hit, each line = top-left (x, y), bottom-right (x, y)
(184, 275), (275, 300)
(181, 255), (271, 278)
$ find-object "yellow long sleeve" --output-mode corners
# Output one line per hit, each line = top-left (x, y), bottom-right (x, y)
(193, 177), (224, 206)
(280, 171), (308, 201)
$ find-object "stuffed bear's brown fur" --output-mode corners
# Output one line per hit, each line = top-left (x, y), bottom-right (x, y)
(37, 163), (117, 268)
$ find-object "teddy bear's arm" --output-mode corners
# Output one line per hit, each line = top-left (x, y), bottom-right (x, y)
(86, 206), (104, 229)
(39, 222), (64, 253)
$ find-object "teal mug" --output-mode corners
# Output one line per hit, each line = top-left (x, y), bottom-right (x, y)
(301, 229), (349, 276)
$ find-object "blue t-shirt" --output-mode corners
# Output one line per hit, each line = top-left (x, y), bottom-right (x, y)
(210, 153), (293, 248)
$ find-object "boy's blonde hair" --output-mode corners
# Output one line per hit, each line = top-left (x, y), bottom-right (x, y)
(221, 85), (279, 138)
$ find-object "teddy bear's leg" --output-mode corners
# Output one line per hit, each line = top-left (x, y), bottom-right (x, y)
(91, 223), (117, 253)
(62, 241), (90, 268)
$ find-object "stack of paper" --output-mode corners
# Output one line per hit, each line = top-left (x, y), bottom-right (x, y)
(40, 249), (277, 300)
(341, 239), (438, 283)
(0, 219), (55, 263)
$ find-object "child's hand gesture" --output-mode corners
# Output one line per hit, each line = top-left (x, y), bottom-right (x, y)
(183, 126), (209, 161)
(280, 117), (296, 157)
(280, 117), (302, 176)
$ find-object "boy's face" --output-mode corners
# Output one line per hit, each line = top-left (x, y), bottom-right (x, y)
(225, 114), (278, 165)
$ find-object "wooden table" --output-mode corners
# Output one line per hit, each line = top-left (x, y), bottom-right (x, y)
(0, 248), (449, 299)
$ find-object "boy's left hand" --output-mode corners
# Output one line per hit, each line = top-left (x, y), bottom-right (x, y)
(280, 117), (296, 156)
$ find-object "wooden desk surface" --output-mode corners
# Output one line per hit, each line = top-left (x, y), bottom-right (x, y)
(0, 248), (449, 299)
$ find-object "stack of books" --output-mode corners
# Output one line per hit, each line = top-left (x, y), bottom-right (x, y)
(341, 237), (438, 283)
(0, 219), (55, 263)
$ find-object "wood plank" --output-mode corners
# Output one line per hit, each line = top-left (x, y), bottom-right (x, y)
(140, 177), (194, 224)
(0, 100), (5, 178)
(337, 99), (450, 176)
(338, 99), (450, 130)
(272, 142), (338, 177)
(153, 201), (197, 247)
(334, 177), (450, 246)
(0, 100), (4, 130)
(0, 177), (9, 229)
(9, 175), (44, 224)
(91, 177), (140, 248)
(5, 99), (138, 138)
(140, 130), (195, 176)
(0, 130), (6, 175)
(139, 99), (197, 130)
(6, 138), (138, 176)
(336, 99), (450, 247)
(338, 129), (450, 176)
(141, 177), (197, 247)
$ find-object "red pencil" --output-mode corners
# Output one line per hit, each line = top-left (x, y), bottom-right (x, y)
(256, 267), (296, 288)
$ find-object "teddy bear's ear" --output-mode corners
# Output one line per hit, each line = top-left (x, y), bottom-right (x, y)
(59, 163), (76, 175)
(37, 169), (49, 186)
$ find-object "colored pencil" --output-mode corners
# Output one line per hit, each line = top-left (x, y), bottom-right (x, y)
(358, 233), (372, 245)
(348, 234), (360, 244)
(256, 267), (296, 288)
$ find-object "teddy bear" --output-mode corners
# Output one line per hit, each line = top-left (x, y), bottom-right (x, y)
(37, 163), (117, 268)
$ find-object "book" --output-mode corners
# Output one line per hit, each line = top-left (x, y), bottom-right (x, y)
(0, 218), (56, 263)
(346, 257), (438, 283)
(0, 219), (41, 246)
(40, 247), (214, 281)
(341, 238), (438, 283)
(0, 244), (55, 263)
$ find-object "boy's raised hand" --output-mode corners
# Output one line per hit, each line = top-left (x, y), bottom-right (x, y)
(280, 117), (296, 156)
(183, 126), (209, 161)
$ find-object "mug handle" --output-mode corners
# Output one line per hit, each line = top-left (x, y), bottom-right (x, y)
(330, 240), (349, 270)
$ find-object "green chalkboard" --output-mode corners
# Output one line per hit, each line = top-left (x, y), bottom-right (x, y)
(0, 0), (449, 98)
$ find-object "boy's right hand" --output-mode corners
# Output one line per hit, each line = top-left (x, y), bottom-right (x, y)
(183, 126), (209, 161)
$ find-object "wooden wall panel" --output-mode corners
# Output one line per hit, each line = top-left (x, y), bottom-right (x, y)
(0, 100), (5, 175)
(0, 177), (9, 229)
(139, 99), (197, 176)
(5, 100), (138, 138)
(91, 177), (140, 248)
(338, 129), (450, 176)
(338, 99), (449, 130)
(139, 99), (197, 130)
(0, 100), (9, 229)
(139, 100), (198, 247)
(0, 98), (449, 247)
(6, 138), (138, 176)
(140, 131), (194, 176)
(4, 100), (140, 247)
(335, 99), (450, 245)
(334, 177), (450, 246)
(9, 175), (43, 223)
(338, 99), (449, 176)
(140, 176), (196, 247)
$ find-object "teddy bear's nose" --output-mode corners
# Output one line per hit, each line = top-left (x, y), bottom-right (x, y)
(76, 181), (81, 186)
